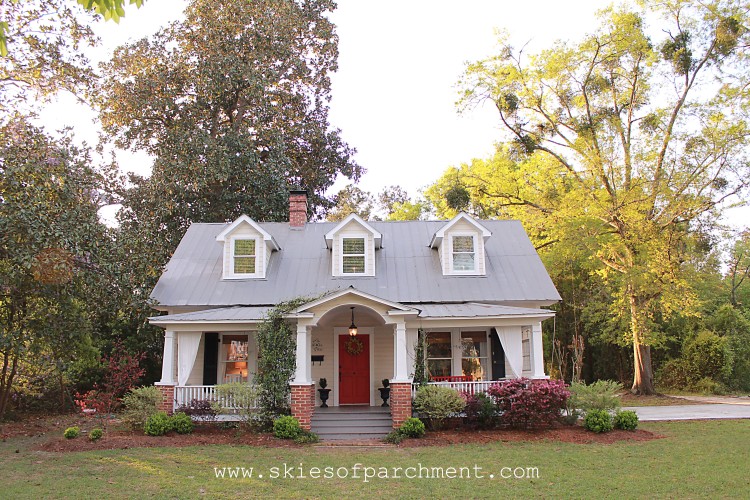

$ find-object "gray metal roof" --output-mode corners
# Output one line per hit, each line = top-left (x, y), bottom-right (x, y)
(150, 306), (271, 323)
(150, 219), (561, 308)
(417, 303), (554, 318)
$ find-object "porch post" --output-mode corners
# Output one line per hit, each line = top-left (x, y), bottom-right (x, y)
(159, 330), (177, 384)
(291, 320), (315, 430)
(390, 320), (413, 428)
(155, 330), (177, 413)
(531, 322), (547, 378)
(293, 322), (312, 384)
(393, 321), (409, 381)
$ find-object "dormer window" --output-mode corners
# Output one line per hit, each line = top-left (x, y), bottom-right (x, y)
(451, 235), (476, 272)
(216, 215), (280, 280)
(342, 237), (366, 273)
(430, 213), (491, 276)
(232, 238), (257, 275)
(325, 213), (382, 277)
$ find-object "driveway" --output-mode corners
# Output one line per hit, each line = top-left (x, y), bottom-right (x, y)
(623, 403), (750, 421)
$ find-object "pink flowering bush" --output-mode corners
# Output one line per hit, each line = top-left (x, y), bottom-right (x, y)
(487, 378), (570, 429)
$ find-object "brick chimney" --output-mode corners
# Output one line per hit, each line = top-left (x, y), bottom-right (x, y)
(289, 190), (308, 228)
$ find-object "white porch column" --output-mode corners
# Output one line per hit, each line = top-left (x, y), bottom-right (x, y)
(159, 330), (177, 384)
(531, 322), (547, 378)
(392, 321), (410, 382)
(293, 321), (312, 384)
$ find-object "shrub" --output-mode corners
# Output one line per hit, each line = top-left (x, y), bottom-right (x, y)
(273, 416), (302, 439)
(171, 412), (194, 434)
(462, 392), (497, 429)
(413, 385), (465, 429)
(144, 411), (173, 436)
(569, 380), (622, 415)
(64, 427), (80, 439)
(583, 409), (613, 433)
(89, 428), (103, 441)
(121, 386), (162, 431)
(383, 430), (405, 444)
(399, 417), (426, 438)
(176, 398), (218, 424)
(488, 378), (569, 429)
(293, 431), (320, 444)
(613, 410), (639, 431)
(215, 383), (259, 427)
(692, 377), (728, 395)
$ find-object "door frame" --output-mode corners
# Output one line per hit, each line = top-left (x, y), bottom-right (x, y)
(333, 327), (375, 406)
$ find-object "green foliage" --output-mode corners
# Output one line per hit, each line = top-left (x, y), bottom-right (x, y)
(293, 431), (320, 444)
(613, 410), (638, 431)
(658, 330), (733, 392)
(88, 428), (103, 441)
(97, 0), (360, 306)
(411, 329), (428, 387)
(144, 411), (173, 436)
(583, 409), (613, 433)
(451, 2), (750, 394)
(170, 412), (194, 435)
(327, 185), (374, 221)
(569, 381), (623, 414)
(413, 386), (465, 429)
(63, 427), (80, 439)
(255, 298), (313, 427)
(121, 386), (161, 431)
(273, 416), (302, 440)
(383, 430), (405, 444)
(463, 392), (498, 429)
(0, 118), (115, 419)
(399, 417), (426, 438)
(214, 383), (259, 427)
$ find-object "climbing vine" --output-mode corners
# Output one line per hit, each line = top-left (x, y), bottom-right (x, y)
(412, 328), (429, 387)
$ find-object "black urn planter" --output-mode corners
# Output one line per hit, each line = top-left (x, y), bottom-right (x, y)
(378, 387), (391, 407)
(318, 388), (331, 408)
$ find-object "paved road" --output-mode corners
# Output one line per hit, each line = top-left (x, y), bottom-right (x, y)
(622, 403), (750, 421)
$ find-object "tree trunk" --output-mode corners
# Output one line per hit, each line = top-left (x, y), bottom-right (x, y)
(629, 293), (656, 395)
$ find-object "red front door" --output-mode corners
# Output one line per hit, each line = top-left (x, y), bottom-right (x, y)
(339, 334), (370, 404)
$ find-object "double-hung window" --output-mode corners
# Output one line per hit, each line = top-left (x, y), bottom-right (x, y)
(342, 237), (366, 274)
(451, 235), (476, 272)
(521, 326), (532, 372)
(233, 238), (256, 275)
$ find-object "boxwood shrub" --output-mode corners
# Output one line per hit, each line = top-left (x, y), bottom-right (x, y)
(583, 409), (613, 433)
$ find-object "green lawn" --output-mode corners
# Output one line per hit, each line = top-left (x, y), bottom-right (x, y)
(2, 420), (748, 498)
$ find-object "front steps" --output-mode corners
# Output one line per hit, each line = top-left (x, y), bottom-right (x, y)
(311, 406), (392, 440)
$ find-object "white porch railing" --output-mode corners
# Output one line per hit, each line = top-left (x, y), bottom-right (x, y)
(174, 385), (257, 411)
(411, 380), (507, 398)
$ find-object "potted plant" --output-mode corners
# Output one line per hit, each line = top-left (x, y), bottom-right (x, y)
(378, 379), (391, 407)
(318, 378), (331, 408)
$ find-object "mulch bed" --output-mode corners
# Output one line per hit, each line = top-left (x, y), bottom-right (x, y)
(3, 414), (659, 453)
(398, 425), (659, 447)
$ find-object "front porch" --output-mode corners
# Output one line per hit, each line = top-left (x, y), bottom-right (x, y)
(151, 289), (554, 430)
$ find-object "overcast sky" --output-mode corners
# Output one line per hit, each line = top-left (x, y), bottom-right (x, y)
(38, 0), (748, 229)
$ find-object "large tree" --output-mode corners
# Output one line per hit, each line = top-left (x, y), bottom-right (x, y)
(457, 2), (750, 393)
(0, 118), (114, 417)
(97, 0), (361, 286)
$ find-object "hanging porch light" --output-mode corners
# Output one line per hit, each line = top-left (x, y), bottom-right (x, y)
(348, 306), (358, 337)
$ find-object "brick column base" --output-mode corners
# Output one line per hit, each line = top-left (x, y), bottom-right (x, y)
(290, 383), (315, 430)
(389, 382), (413, 429)
(155, 384), (175, 414)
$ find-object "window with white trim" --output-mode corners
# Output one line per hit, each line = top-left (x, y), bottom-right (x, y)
(232, 238), (257, 275)
(451, 235), (476, 272)
(342, 237), (366, 274)
(521, 326), (531, 372)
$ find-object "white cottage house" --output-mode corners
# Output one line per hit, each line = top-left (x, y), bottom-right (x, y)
(149, 191), (560, 437)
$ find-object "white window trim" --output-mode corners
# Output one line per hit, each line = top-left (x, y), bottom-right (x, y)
(521, 326), (532, 373)
(226, 235), (261, 279)
(425, 328), (492, 381)
(337, 233), (371, 276)
(448, 232), (480, 275)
